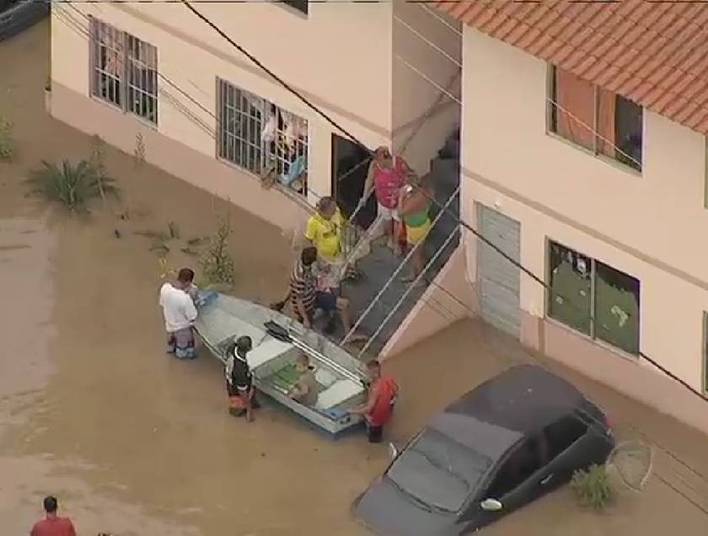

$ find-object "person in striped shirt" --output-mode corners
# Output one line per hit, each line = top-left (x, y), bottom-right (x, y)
(290, 246), (354, 336)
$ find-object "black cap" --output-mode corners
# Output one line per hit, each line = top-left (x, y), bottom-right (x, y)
(235, 336), (252, 354)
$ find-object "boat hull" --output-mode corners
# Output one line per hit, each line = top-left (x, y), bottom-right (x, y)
(194, 292), (367, 436)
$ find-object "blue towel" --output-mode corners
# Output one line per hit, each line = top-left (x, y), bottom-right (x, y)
(195, 290), (218, 308)
(279, 155), (307, 187)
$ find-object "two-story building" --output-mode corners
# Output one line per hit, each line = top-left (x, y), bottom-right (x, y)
(48, 0), (461, 232)
(408, 1), (707, 432)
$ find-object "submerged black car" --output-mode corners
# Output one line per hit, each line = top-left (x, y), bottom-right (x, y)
(354, 364), (614, 535)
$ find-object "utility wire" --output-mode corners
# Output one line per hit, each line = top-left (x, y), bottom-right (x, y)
(61, 0), (708, 401)
(52, 5), (708, 506)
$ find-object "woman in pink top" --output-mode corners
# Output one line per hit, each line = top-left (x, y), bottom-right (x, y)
(361, 146), (413, 255)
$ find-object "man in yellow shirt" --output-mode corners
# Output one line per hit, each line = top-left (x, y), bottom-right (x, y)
(305, 196), (346, 291)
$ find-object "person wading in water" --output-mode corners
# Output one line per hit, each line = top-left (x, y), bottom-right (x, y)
(159, 268), (199, 359)
(225, 336), (258, 422)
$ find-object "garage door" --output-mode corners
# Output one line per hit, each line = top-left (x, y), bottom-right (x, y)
(477, 204), (521, 337)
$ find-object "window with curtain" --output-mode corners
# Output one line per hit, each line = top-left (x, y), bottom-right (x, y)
(549, 65), (643, 172)
(548, 241), (640, 355)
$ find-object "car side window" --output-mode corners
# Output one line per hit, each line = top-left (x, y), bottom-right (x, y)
(485, 437), (546, 499)
(543, 415), (588, 460)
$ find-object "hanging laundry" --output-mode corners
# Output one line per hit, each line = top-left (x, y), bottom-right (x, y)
(261, 110), (277, 144)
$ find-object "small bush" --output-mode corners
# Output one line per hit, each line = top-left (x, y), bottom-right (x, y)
(571, 464), (614, 511)
(27, 159), (118, 212)
(200, 217), (235, 287)
(0, 116), (14, 161)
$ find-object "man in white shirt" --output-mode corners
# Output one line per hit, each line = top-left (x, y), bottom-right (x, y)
(159, 268), (198, 359)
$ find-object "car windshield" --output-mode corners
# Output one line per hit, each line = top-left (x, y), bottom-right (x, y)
(386, 428), (492, 512)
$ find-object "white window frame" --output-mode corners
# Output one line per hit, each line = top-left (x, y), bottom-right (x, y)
(89, 17), (159, 125)
(216, 78), (309, 196)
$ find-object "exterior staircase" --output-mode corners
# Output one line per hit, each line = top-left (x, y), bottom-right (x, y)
(341, 126), (461, 358)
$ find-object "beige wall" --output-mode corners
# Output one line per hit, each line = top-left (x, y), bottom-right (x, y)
(50, 3), (394, 210)
(381, 246), (474, 359)
(460, 28), (708, 401)
(391, 2), (461, 175)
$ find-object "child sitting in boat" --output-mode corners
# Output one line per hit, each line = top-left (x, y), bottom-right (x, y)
(288, 353), (319, 407)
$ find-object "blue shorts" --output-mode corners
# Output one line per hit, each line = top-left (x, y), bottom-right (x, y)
(315, 291), (337, 313)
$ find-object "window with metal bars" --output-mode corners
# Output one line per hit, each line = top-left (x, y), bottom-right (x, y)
(89, 17), (158, 125)
(216, 78), (309, 196)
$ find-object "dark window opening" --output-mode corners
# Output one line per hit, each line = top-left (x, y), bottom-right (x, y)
(548, 65), (643, 172)
(486, 438), (546, 499)
(548, 240), (640, 355)
(282, 0), (308, 15)
(543, 415), (588, 460)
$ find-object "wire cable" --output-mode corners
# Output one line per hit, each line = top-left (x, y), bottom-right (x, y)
(62, 0), (708, 402)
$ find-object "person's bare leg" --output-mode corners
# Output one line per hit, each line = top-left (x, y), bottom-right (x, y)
(403, 242), (425, 283)
(391, 220), (402, 256)
(245, 393), (254, 422)
(337, 298), (366, 343)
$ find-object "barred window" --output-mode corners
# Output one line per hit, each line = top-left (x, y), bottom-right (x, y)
(217, 78), (308, 196)
(89, 18), (158, 124)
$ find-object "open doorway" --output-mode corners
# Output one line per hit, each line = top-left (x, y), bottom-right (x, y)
(331, 133), (376, 229)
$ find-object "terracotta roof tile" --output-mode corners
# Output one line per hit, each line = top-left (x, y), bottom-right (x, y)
(437, 0), (708, 136)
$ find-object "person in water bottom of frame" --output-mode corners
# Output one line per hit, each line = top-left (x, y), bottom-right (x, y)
(224, 335), (260, 422)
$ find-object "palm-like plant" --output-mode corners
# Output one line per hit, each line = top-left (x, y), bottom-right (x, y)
(27, 159), (118, 212)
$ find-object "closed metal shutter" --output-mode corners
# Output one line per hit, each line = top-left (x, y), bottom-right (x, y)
(477, 204), (521, 337)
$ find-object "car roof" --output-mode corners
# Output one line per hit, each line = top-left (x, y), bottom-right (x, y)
(426, 364), (587, 461)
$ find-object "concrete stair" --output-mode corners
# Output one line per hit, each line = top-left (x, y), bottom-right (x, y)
(340, 126), (461, 358)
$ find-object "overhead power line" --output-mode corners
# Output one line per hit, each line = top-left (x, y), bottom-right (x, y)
(50, 5), (708, 509)
(172, 0), (708, 404)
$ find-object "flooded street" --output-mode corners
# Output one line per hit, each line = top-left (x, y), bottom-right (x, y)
(2, 20), (707, 535)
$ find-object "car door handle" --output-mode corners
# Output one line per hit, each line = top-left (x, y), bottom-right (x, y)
(540, 474), (553, 485)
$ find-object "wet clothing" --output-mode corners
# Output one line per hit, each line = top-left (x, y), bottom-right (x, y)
(159, 282), (197, 333)
(167, 326), (197, 360)
(305, 209), (344, 263)
(367, 376), (399, 428)
(225, 350), (252, 392)
(30, 517), (76, 536)
(225, 349), (254, 415)
(373, 157), (408, 210)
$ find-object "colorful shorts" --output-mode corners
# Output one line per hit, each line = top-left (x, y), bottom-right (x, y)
(167, 327), (196, 360)
(406, 218), (432, 246)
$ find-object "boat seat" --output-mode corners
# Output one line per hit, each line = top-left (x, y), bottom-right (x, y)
(315, 379), (363, 411)
(247, 337), (294, 370)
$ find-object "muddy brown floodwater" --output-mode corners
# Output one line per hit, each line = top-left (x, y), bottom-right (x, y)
(2, 20), (708, 536)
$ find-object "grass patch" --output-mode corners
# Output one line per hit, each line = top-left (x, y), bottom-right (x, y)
(27, 159), (118, 212)
(571, 464), (614, 511)
(199, 217), (234, 287)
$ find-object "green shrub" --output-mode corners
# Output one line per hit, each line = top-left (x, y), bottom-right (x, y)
(27, 159), (118, 212)
(200, 217), (234, 287)
(571, 464), (614, 510)
(0, 116), (14, 161)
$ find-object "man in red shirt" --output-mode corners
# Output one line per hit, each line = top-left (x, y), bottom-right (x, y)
(351, 360), (399, 443)
(30, 496), (76, 536)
